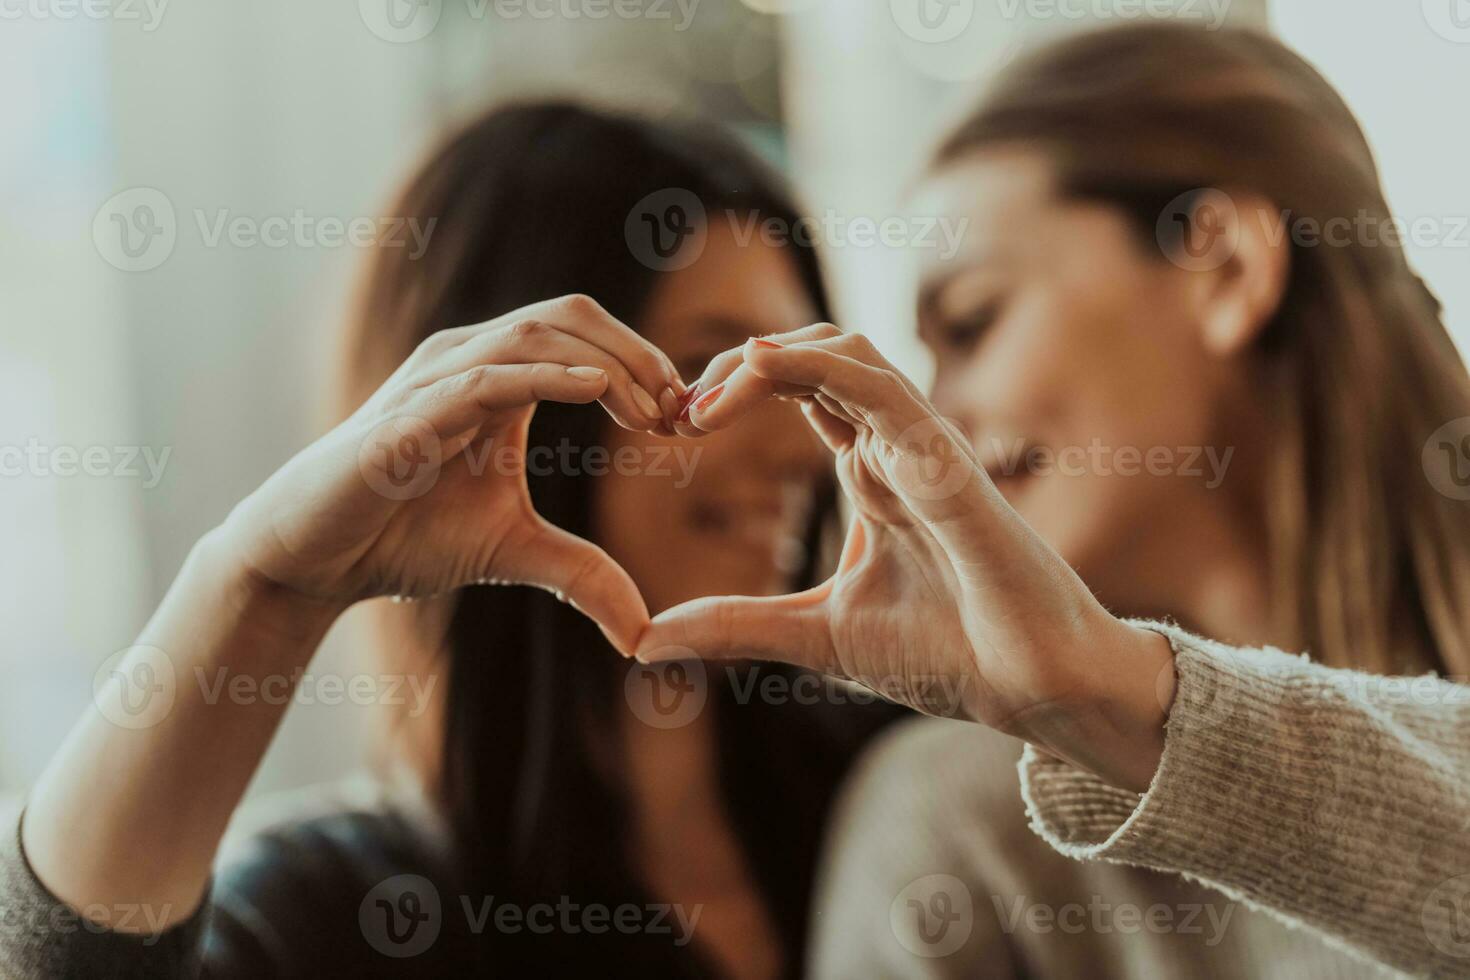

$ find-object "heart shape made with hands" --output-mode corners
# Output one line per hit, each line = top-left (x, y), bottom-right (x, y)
(618, 325), (1177, 785)
(621, 324), (1006, 723)
(237, 298), (1015, 726)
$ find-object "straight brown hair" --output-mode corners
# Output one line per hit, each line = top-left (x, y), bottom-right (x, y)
(935, 23), (1470, 676)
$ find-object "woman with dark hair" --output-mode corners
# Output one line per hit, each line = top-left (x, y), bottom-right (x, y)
(1, 103), (895, 978)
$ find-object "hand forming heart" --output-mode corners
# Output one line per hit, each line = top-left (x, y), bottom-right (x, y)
(219, 298), (1172, 788)
(218, 294), (685, 655)
(635, 323), (1176, 791)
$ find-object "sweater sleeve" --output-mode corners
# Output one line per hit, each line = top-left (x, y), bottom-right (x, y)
(1019, 619), (1470, 979)
(0, 802), (209, 979)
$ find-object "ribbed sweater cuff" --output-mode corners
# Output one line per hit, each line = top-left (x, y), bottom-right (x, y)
(1018, 618), (1470, 977)
(1017, 618), (1310, 867)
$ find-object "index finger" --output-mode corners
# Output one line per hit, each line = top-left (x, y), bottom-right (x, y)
(453, 294), (687, 425)
(675, 322), (842, 436)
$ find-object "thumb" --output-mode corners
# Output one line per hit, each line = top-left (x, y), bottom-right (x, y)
(634, 585), (835, 671)
(495, 520), (649, 655)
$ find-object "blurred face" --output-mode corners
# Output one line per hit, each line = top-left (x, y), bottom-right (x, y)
(913, 149), (1249, 603)
(596, 222), (828, 614)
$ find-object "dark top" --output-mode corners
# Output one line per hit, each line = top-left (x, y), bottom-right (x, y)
(3, 797), (751, 979)
(0, 694), (903, 979)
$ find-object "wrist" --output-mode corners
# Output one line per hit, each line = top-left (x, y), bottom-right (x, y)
(1025, 617), (1175, 793)
(189, 526), (351, 647)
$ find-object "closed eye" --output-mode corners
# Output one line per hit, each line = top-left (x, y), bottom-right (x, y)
(933, 304), (1000, 352)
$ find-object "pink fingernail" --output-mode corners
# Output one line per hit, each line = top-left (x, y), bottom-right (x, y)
(693, 383), (725, 413)
(676, 384), (701, 424)
(751, 338), (783, 349)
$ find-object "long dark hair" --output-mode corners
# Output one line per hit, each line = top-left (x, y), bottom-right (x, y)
(342, 102), (895, 973)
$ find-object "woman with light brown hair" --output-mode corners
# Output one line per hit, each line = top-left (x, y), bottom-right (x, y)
(648, 22), (1470, 976)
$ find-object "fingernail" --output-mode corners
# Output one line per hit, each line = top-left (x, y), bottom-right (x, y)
(658, 386), (680, 423)
(693, 383), (725, 413)
(676, 384), (701, 424)
(567, 366), (606, 382)
(637, 644), (695, 665)
(631, 384), (661, 421)
(750, 337), (783, 349)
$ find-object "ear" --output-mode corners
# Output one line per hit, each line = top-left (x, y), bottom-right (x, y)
(1178, 189), (1291, 357)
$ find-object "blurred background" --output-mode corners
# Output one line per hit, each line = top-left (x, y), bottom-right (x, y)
(2, 0), (1466, 801)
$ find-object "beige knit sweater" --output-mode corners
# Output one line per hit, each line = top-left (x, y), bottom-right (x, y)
(808, 620), (1470, 979)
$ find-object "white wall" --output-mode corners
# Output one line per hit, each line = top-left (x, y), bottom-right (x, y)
(1, 1), (779, 796)
(1273, 0), (1470, 355)
(5, 0), (1464, 799)
(780, 0), (1270, 383)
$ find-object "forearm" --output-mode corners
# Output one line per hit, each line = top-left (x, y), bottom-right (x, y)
(22, 527), (347, 931)
(1021, 620), (1470, 976)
